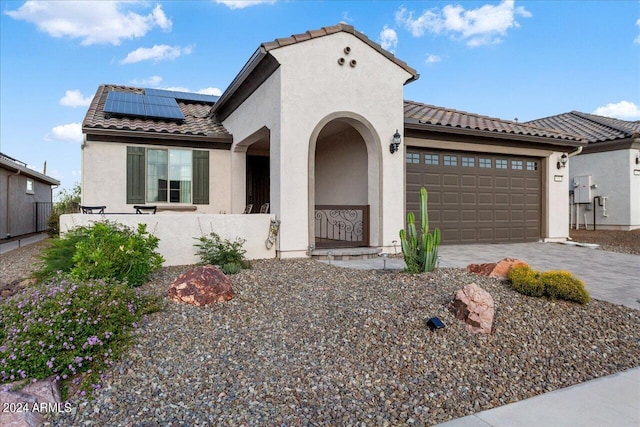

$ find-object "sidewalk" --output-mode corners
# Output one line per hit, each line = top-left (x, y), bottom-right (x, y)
(0, 233), (47, 255)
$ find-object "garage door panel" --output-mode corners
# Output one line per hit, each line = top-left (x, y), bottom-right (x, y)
(495, 177), (509, 189)
(461, 175), (477, 188)
(443, 192), (459, 205)
(478, 176), (493, 188)
(406, 149), (541, 244)
(443, 174), (459, 187)
(461, 210), (477, 222)
(461, 193), (476, 205)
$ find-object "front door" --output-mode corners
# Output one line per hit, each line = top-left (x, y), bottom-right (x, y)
(246, 155), (270, 213)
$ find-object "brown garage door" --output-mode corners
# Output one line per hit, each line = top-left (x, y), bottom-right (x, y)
(406, 149), (541, 244)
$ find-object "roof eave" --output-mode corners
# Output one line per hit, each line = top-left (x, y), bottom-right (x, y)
(83, 126), (232, 144)
(404, 119), (588, 148)
(0, 158), (61, 186)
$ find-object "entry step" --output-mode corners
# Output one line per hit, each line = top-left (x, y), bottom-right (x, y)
(311, 247), (381, 260)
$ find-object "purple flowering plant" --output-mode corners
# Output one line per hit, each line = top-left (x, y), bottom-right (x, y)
(0, 274), (162, 398)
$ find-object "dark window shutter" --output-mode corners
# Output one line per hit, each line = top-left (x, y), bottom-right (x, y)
(127, 146), (145, 204)
(192, 150), (209, 205)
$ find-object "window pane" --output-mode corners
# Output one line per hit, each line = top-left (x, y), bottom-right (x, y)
(147, 149), (168, 202)
(511, 160), (523, 170)
(527, 161), (538, 171)
(496, 159), (507, 169)
(462, 156), (475, 167)
(425, 154), (439, 165)
(406, 153), (419, 164)
(26, 179), (34, 194)
(479, 158), (491, 168)
(444, 155), (457, 166)
(169, 149), (192, 203)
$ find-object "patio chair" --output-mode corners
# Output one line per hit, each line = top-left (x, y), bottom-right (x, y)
(134, 205), (157, 214)
(243, 204), (253, 214)
(80, 205), (105, 214)
(260, 203), (270, 213)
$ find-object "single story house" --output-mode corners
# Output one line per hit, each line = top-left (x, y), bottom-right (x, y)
(81, 23), (586, 260)
(527, 111), (640, 230)
(1, 152), (60, 238)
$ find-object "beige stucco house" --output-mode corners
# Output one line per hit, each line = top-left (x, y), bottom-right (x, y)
(527, 111), (640, 230)
(81, 24), (586, 261)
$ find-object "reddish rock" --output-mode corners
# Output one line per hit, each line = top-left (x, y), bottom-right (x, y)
(449, 283), (495, 334)
(466, 258), (528, 280)
(168, 265), (234, 306)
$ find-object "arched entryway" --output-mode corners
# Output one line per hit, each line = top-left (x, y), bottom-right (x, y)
(308, 113), (382, 249)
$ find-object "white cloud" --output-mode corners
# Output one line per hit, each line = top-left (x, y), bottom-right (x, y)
(396, 0), (531, 47)
(215, 1), (276, 9)
(593, 100), (640, 120)
(197, 87), (223, 96)
(5, 1), (172, 46)
(635, 18), (640, 44)
(47, 123), (83, 143)
(130, 76), (163, 86)
(379, 25), (398, 52)
(425, 54), (443, 64)
(59, 89), (93, 107)
(121, 45), (192, 64)
(341, 11), (354, 23)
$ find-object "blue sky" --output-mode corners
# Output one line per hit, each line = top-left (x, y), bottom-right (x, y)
(2, 0), (639, 195)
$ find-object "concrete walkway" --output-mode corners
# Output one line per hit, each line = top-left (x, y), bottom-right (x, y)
(327, 241), (640, 310)
(324, 242), (640, 427)
(0, 233), (47, 255)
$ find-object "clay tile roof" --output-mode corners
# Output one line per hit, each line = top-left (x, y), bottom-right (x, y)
(525, 111), (640, 143)
(404, 100), (585, 143)
(261, 23), (418, 82)
(83, 84), (231, 139)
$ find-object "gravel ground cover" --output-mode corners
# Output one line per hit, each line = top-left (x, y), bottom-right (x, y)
(2, 239), (639, 425)
(38, 259), (639, 426)
(570, 229), (640, 255)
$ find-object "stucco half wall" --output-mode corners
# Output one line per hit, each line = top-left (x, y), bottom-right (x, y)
(60, 213), (277, 266)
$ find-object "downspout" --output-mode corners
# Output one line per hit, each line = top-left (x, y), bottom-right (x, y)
(6, 170), (21, 238)
(567, 146), (583, 158)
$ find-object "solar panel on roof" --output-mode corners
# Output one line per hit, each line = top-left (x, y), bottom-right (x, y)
(144, 88), (219, 103)
(103, 90), (185, 120)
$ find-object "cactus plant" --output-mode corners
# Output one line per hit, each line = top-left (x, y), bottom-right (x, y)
(399, 187), (442, 273)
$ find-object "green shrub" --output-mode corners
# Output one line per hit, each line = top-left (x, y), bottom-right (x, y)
(47, 184), (81, 237)
(34, 221), (164, 287)
(221, 262), (243, 275)
(0, 275), (162, 398)
(508, 265), (544, 297)
(507, 265), (590, 305)
(540, 270), (591, 305)
(194, 232), (248, 270)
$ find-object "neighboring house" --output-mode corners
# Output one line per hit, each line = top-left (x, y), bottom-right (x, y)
(82, 23), (585, 258)
(527, 112), (640, 230)
(1, 153), (60, 238)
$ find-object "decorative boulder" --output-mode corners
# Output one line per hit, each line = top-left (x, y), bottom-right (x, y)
(0, 377), (61, 427)
(168, 265), (234, 306)
(466, 258), (529, 280)
(449, 283), (495, 334)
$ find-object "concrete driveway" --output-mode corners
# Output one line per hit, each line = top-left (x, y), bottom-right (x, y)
(438, 242), (640, 310)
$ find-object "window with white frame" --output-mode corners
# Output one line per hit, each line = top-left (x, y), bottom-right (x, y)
(26, 179), (34, 194)
(146, 149), (192, 203)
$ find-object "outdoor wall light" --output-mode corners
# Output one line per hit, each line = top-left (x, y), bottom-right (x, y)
(636, 151), (639, 165)
(390, 129), (402, 154)
(557, 152), (568, 170)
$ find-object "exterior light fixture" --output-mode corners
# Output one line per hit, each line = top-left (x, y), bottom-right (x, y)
(557, 152), (568, 170)
(636, 151), (639, 165)
(390, 129), (402, 154)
